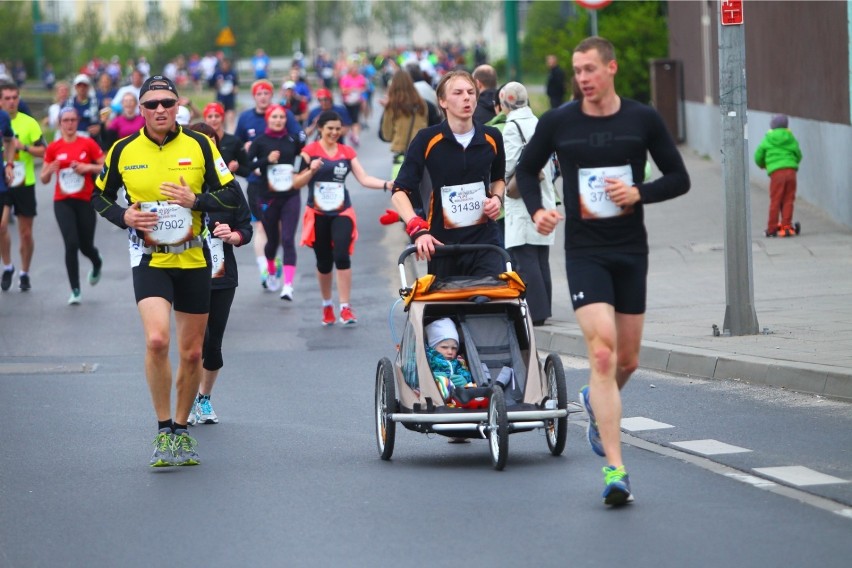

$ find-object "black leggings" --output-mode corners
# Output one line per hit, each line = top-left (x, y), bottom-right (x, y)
(203, 286), (236, 371)
(53, 199), (100, 290)
(313, 214), (353, 273)
(261, 193), (301, 265)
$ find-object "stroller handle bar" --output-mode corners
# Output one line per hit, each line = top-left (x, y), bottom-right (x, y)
(397, 244), (514, 289)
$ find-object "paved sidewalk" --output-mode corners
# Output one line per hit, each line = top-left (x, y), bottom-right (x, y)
(535, 147), (852, 401)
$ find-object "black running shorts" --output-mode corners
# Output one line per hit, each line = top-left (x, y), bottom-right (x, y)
(564, 251), (648, 315)
(6, 185), (37, 217)
(132, 263), (211, 314)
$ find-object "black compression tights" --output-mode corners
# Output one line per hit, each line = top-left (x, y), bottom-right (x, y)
(53, 199), (100, 290)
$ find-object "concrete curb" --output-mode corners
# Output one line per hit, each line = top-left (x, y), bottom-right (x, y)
(534, 327), (852, 402)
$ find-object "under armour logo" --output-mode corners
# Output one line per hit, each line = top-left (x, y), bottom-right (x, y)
(572, 291), (585, 302)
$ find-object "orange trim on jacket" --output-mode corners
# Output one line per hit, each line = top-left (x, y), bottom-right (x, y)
(484, 133), (498, 154)
(424, 133), (443, 160)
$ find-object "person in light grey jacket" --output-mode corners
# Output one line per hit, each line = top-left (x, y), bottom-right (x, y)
(501, 82), (558, 325)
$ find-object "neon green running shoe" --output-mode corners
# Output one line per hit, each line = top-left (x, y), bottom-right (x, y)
(150, 428), (175, 467)
(172, 429), (200, 466)
(602, 465), (634, 506)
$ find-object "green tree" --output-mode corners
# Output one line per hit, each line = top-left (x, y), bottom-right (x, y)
(242, 2), (306, 58)
(440, 0), (475, 41)
(112, 7), (144, 60)
(310, 0), (351, 53)
(428, 0), (492, 43)
(372, 0), (414, 47)
(521, 0), (583, 80)
(464, 0), (497, 31)
(0, 2), (34, 76)
(74, 4), (104, 65)
(216, 1), (305, 58)
(521, 0), (667, 104)
(164, 1), (305, 62)
(168, 1), (221, 58)
(419, 1), (445, 44)
(42, 17), (78, 83)
(597, 1), (667, 104)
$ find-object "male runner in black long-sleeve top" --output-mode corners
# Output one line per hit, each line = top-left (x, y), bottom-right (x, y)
(515, 36), (690, 506)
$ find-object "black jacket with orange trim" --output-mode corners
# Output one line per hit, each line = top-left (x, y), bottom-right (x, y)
(393, 120), (505, 246)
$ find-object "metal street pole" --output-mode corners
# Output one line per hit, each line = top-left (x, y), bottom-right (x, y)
(505, 0), (520, 82)
(33, 1), (44, 81)
(219, 0), (232, 58)
(718, 1), (759, 336)
(576, 0), (611, 35)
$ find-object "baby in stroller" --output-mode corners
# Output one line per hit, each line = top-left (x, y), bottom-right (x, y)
(425, 318), (475, 400)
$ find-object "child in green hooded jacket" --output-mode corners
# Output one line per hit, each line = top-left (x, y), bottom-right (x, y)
(755, 114), (803, 237)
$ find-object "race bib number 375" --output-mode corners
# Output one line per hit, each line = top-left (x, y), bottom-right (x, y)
(577, 165), (634, 220)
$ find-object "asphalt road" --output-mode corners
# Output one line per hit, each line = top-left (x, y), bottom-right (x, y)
(1, 107), (850, 568)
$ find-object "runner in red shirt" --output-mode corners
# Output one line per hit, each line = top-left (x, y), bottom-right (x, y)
(39, 107), (105, 305)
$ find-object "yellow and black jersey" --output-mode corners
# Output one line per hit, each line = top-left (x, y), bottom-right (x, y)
(93, 126), (242, 269)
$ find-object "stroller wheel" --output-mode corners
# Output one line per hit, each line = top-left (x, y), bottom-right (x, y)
(375, 358), (398, 460)
(544, 353), (568, 456)
(488, 385), (509, 471)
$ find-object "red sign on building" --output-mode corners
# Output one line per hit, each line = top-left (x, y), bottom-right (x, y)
(721, 0), (744, 25)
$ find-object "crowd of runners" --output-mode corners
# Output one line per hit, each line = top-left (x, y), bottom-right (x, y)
(2, 37), (693, 508)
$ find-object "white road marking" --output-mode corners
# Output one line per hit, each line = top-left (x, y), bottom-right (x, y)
(672, 439), (752, 455)
(752, 466), (850, 487)
(557, 379), (851, 517)
(725, 473), (778, 488)
(620, 432), (851, 521)
(620, 416), (674, 431)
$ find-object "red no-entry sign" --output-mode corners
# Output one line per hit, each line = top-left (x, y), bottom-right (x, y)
(575, 0), (612, 10)
(721, 0), (744, 25)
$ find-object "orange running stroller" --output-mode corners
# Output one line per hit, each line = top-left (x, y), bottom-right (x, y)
(375, 244), (569, 470)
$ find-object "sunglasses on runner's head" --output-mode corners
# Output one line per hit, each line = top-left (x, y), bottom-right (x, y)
(140, 98), (178, 110)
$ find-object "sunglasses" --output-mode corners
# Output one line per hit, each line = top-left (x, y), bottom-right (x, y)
(140, 98), (178, 110)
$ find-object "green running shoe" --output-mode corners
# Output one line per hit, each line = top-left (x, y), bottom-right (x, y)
(150, 428), (175, 467)
(68, 289), (82, 305)
(172, 429), (200, 466)
(88, 255), (103, 286)
(602, 465), (634, 506)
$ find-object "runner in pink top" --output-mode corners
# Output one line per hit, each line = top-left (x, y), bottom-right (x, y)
(107, 92), (145, 139)
(338, 61), (368, 146)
